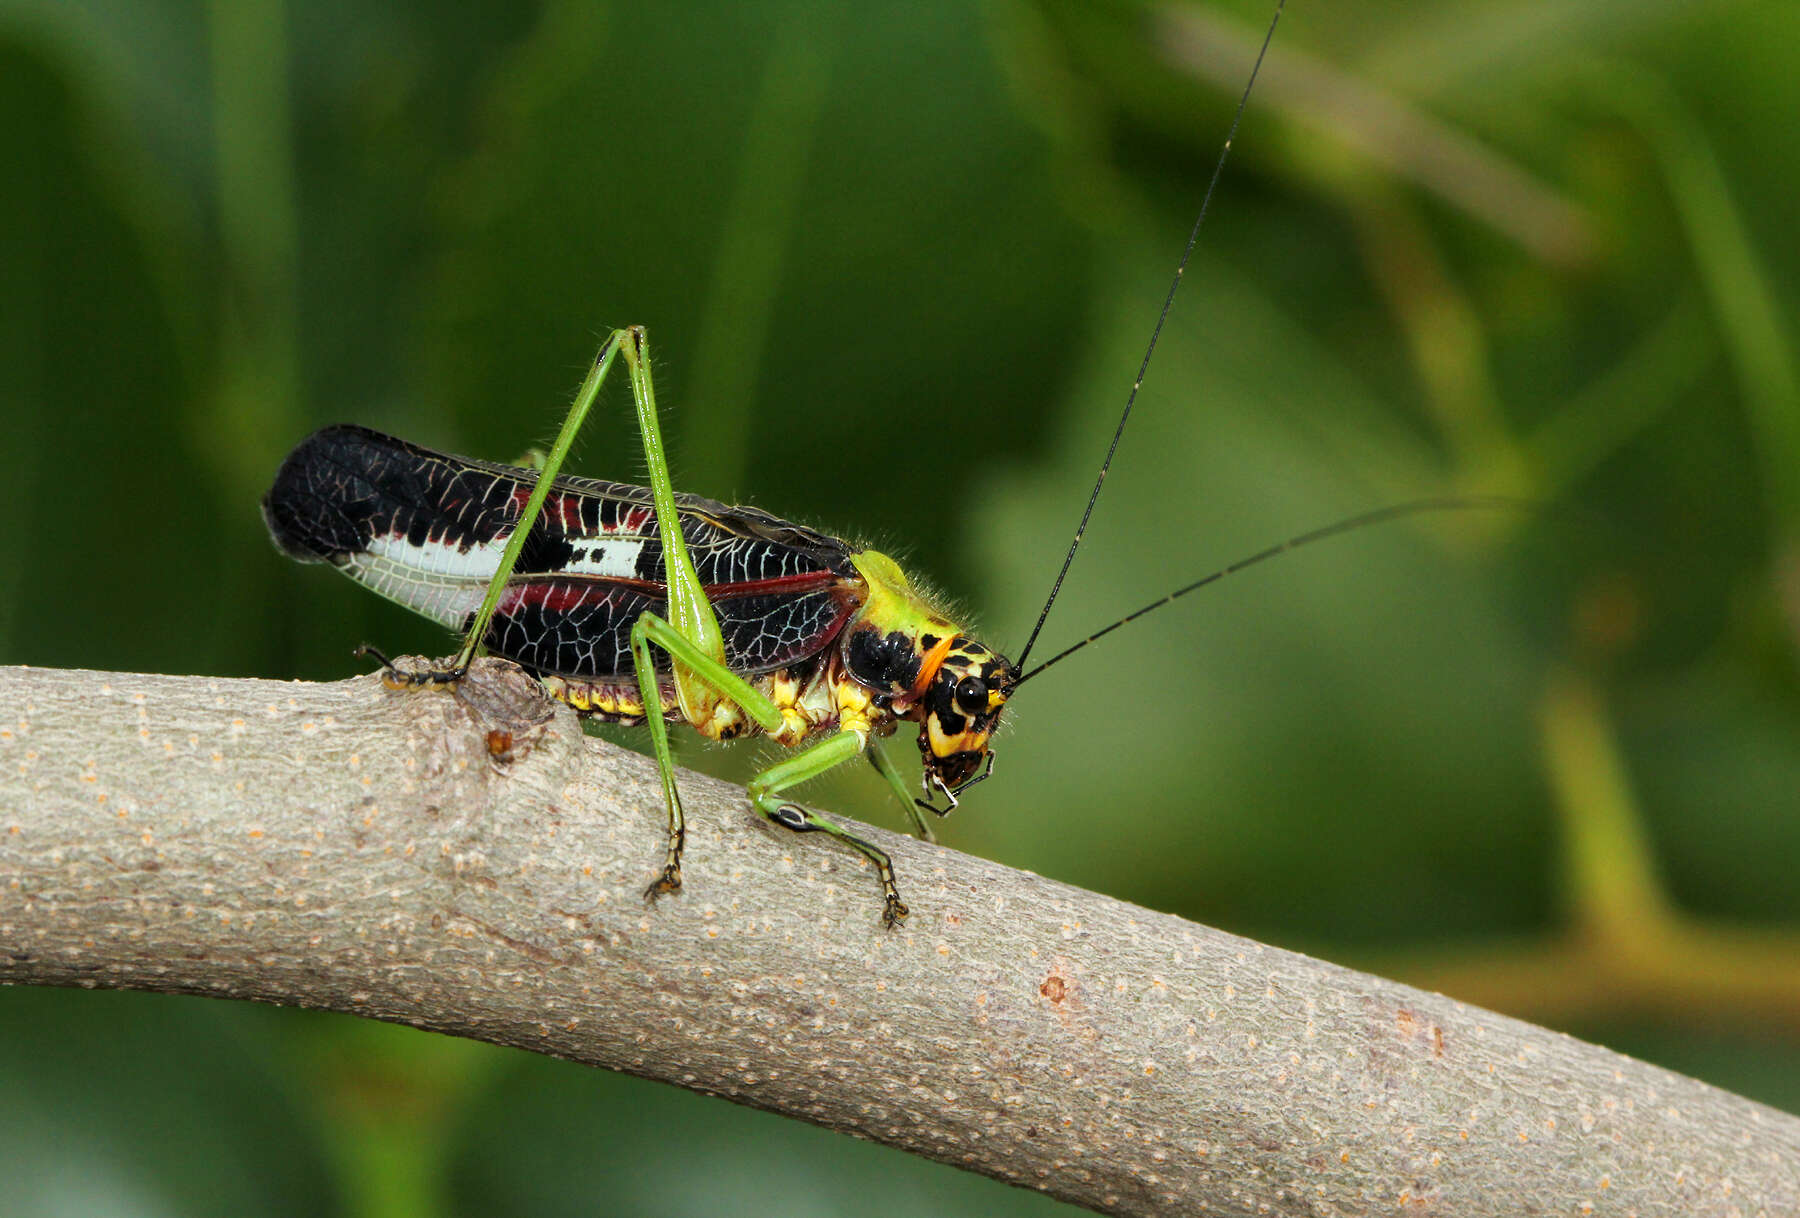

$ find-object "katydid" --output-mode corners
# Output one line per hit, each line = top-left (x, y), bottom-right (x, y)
(265, 326), (1009, 927)
(264, 1), (1491, 926)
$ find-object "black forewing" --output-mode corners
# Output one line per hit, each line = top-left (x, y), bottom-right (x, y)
(264, 425), (860, 679)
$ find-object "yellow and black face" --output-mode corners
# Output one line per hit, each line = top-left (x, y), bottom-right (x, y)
(841, 620), (1014, 797)
(916, 638), (1013, 793)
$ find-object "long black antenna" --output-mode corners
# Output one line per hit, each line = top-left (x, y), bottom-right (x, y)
(1012, 496), (1526, 687)
(1011, 0), (1286, 676)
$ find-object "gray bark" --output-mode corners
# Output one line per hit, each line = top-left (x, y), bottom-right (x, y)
(0, 661), (1794, 1216)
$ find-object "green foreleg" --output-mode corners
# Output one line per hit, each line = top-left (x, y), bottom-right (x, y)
(749, 731), (909, 927)
(868, 745), (934, 843)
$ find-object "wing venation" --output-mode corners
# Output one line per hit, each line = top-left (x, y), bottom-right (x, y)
(263, 425), (863, 674)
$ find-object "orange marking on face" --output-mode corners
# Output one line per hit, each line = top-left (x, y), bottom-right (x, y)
(908, 634), (959, 701)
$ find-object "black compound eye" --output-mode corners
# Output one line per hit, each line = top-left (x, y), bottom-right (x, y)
(953, 676), (988, 716)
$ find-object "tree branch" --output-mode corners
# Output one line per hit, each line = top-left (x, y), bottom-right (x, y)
(1, 661), (1794, 1215)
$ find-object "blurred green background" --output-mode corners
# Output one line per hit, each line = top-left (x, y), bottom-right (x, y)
(3, 0), (1797, 1213)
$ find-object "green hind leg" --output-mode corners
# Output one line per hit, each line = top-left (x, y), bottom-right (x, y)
(869, 744), (935, 843)
(415, 325), (738, 686)
(629, 608), (785, 899)
(607, 326), (791, 898)
(361, 335), (629, 688)
(392, 328), (889, 920)
(450, 333), (631, 673)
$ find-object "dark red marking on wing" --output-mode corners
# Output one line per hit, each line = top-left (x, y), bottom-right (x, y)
(498, 570), (842, 614)
(488, 575), (858, 680)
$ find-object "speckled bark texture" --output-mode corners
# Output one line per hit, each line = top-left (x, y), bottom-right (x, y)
(1, 661), (1794, 1215)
